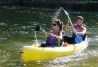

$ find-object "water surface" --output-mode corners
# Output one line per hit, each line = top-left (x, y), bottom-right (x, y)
(0, 7), (98, 67)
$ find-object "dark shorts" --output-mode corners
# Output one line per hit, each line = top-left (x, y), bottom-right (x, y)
(63, 36), (73, 44)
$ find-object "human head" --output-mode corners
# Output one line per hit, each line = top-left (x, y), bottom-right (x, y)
(52, 19), (62, 31)
(76, 16), (83, 25)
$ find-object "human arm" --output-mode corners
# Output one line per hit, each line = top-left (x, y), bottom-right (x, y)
(43, 30), (62, 40)
(49, 31), (62, 40)
(73, 26), (86, 35)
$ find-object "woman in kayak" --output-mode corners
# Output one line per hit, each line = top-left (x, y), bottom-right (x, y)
(41, 19), (63, 47)
(63, 16), (87, 46)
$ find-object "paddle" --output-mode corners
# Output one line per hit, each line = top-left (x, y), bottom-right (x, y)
(62, 7), (83, 44)
(74, 34), (83, 44)
(33, 25), (46, 47)
(34, 25), (43, 45)
(35, 25), (45, 32)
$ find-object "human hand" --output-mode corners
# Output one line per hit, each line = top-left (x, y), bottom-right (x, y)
(73, 29), (78, 34)
(49, 33), (54, 36)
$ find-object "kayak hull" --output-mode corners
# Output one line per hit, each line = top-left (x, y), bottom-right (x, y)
(21, 37), (88, 62)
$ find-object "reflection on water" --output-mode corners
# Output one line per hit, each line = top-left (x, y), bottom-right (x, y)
(0, 7), (98, 67)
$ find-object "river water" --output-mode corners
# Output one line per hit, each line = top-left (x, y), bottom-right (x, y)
(0, 7), (98, 67)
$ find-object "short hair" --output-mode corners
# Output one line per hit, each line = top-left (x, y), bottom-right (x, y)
(76, 16), (83, 21)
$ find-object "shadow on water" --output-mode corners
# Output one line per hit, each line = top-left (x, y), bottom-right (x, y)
(0, 7), (98, 67)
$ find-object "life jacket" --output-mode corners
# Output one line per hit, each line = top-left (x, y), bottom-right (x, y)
(74, 25), (84, 32)
(45, 30), (61, 47)
(72, 25), (84, 37)
(45, 36), (58, 47)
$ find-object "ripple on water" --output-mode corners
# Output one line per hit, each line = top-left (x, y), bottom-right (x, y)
(0, 50), (11, 63)
(0, 22), (7, 26)
(95, 35), (98, 40)
(0, 38), (8, 41)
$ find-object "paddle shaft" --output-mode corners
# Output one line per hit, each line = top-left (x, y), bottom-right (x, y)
(34, 31), (38, 44)
(62, 8), (82, 43)
(62, 8), (80, 34)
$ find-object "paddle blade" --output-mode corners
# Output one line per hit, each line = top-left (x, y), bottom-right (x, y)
(63, 10), (69, 16)
(74, 34), (83, 44)
(35, 25), (42, 31)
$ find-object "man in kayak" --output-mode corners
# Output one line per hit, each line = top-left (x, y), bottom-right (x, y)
(63, 16), (87, 45)
(73, 16), (86, 39)
(41, 19), (63, 47)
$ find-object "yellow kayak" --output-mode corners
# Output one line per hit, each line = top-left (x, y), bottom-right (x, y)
(21, 36), (88, 62)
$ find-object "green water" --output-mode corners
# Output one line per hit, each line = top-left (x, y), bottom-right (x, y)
(0, 7), (98, 67)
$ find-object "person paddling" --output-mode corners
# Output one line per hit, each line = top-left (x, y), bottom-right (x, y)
(41, 19), (63, 47)
(73, 16), (86, 35)
(72, 16), (86, 41)
(63, 16), (87, 45)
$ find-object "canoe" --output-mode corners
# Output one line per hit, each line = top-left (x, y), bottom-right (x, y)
(20, 36), (88, 62)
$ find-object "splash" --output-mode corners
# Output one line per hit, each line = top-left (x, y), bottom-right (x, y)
(52, 7), (62, 20)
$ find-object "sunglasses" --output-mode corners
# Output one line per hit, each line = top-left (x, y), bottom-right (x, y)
(52, 24), (57, 26)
